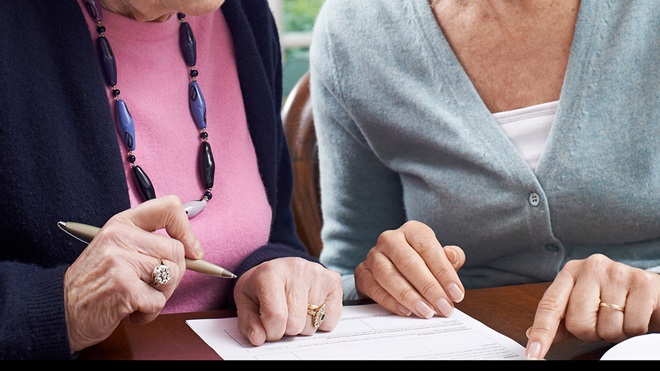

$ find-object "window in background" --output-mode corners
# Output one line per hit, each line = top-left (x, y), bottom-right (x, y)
(269, 0), (325, 98)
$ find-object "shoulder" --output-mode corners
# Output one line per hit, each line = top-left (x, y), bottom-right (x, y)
(221, 0), (280, 62)
(0, 0), (86, 47)
(583, 1), (658, 30)
(312, 0), (438, 64)
(313, 0), (398, 42)
(222, 0), (277, 32)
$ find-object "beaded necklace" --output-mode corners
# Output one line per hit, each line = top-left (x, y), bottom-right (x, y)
(83, 0), (215, 219)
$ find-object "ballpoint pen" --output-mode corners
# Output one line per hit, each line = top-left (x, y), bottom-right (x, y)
(57, 221), (237, 279)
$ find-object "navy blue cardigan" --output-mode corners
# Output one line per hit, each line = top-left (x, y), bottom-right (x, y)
(0, 0), (315, 359)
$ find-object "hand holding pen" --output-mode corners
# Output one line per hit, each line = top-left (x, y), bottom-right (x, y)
(58, 221), (235, 279)
(62, 196), (230, 352)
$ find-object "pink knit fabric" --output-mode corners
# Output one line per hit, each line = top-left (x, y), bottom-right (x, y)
(79, 1), (271, 312)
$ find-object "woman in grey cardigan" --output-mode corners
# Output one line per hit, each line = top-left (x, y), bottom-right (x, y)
(310, 0), (659, 360)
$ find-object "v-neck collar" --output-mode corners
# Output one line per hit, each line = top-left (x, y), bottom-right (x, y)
(412, 0), (596, 183)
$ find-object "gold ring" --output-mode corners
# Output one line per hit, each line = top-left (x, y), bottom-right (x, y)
(152, 260), (171, 286)
(599, 302), (624, 313)
(307, 303), (326, 328)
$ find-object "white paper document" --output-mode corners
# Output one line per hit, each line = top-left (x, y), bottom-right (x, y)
(186, 303), (526, 360)
(600, 333), (660, 360)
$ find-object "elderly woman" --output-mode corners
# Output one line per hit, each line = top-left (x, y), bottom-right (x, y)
(0, 0), (341, 359)
(310, 0), (659, 360)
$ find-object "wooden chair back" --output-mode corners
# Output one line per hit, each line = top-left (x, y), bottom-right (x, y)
(281, 71), (323, 258)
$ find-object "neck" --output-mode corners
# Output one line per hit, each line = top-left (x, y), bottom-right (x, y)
(99, 0), (175, 22)
(431, 0), (578, 18)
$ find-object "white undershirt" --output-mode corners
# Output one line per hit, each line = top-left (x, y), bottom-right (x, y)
(492, 100), (558, 172)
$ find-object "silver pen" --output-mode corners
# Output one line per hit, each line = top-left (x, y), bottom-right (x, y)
(57, 221), (237, 279)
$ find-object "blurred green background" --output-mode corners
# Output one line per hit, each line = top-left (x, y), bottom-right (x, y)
(281, 0), (324, 98)
(283, 0), (324, 60)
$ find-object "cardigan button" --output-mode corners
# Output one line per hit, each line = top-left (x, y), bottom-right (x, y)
(545, 244), (560, 253)
(528, 192), (540, 206)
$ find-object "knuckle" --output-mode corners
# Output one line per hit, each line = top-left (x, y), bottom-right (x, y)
(624, 322), (649, 337)
(565, 318), (594, 340)
(165, 238), (185, 259)
(368, 256), (393, 279)
(535, 296), (564, 322)
(162, 194), (184, 209)
(581, 253), (610, 271)
(410, 236), (436, 254)
(431, 259), (454, 277)
(285, 314), (306, 335)
(528, 325), (553, 338)
(403, 220), (429, 232)
(376, 229), (403, 247)
(394, 285), (419, 303)
(260, 307), (288, 332)
(416, 279), (440, 299)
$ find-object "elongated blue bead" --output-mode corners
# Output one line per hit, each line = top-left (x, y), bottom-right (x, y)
(115, 99), (136, 151)
(83, 0), (103, 22)
(97, 36), (117, 87)
(179, 21), (197, 67)
(189, 82), (207, 129)
(199, 141), (215, 189)
(132, 165), (156, 201)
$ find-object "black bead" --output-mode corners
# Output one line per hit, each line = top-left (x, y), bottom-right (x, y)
(96, 36), (117, 86)
(97, 25), (106, 34)
(200, 131), (208, 140)
(204, 191), (213, 200)
(190, 69), (199, 78)
(112, 88), (120, 97)
(132, 165), (156, 201)
(179, 21), (197, 67)
(177, 12), (185, 20)
(83, 0), (102, 22)
(128, 154), (136, 163)
(198, 141), (215, 189)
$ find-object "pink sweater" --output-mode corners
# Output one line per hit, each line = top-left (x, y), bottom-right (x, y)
(79, 1), (272, 312)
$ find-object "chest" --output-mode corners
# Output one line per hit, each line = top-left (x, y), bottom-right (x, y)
(431, 0), (580, 112)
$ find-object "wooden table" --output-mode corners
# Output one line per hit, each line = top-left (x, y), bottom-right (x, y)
(78, 282), (612, 360)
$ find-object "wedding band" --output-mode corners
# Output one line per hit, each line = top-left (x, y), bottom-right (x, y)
(307, 303), (327, 328)
(599, 302), (624, 313)
(152, 260), (171, 286)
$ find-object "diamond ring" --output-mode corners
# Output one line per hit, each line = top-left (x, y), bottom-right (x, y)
(151, 260), (171, 287)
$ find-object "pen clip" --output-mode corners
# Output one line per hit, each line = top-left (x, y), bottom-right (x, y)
(57, 221), (91, 245)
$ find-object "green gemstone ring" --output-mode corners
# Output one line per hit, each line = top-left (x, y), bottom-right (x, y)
(307, 303), (326, 328)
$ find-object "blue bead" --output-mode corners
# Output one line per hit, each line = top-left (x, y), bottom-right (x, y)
(115, 99), (136, 151)
(189, 82), (207, 129)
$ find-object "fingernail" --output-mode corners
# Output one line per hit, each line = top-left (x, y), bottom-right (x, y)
(445, 249), (457, 266)
(398, 304), (412, 317)
(525, 327), (532, 339)
(525, 341), (542, 360)
(434, 298), (453, 317)
(194, 240), (204, 258)
(414, 301), (436, 319)
(447, 283), (464, 303)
